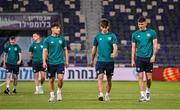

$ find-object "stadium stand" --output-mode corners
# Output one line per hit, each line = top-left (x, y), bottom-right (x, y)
(101, 0), (180, 67)
(0, 0), (179, 67)
(0, 0), (87, 66)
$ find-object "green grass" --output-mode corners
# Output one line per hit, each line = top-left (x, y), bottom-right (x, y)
(0, 81), (180, 109)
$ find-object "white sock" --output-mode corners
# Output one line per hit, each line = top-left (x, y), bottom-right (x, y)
(105, 92), (109, 96)
(57, 88), (61, 93)
(50, 92), (54, 97)
(140, 91), (145, 97)
(146, 88), (150, 93)
(35, 86), (39, 91)
(6, 85), (9, 89)
(13, 86), (16, 90)
(99, 92), (103, 96)
(38, 86), (42, 90)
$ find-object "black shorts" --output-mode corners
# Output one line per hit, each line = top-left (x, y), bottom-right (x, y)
(32, 62), (46, 73)
(47, 64), (64, 78)
(6, 63), (20, 74)
(95, 61), (114, 77)
(136, 56), (153, 73)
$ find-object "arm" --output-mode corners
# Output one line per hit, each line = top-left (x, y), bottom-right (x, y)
(131, 43), (136, 67)
(43, 48), (48, 68)
(17, 53), (22, 65)
(29, 52), (33, 61)
(28, 52), (33, 66)
(90, 46), (97, 67)
(150, 39), (158, 63)
(64, 47), (69, 67)
(3, 52), (7, 68)
(111, 44), (118, 58)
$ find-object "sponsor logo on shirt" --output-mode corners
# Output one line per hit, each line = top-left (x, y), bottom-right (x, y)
(34, 46), (37, 49)
(50, 41), (54, 44)
(99, 38), (102, 41)
(40, 45), (43, 48)
(137, 35), (140, 38)
(108, 37), (112, 40)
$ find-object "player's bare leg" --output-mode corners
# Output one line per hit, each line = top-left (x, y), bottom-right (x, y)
(98, 73), (104, 101)
(38, 71), (46, 94)
(4, 72), (11, 95)
(57, 73), (64, 101)
(34, 72), (39, 94)
(138, 72), (146, 102)
(49, 77), (55, 102)
(145, 72), (152, 101)
(105, 76), (112, 101)
(13, 74), (18, 94)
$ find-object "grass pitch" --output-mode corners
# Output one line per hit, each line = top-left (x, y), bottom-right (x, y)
(0, 81), (180, 109)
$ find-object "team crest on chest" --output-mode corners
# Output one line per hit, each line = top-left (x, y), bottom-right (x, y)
(34, 46), (37, 49)
(147, 33), (151, 37)
(59, 40), (62, 44)
(14, 47), (17, 51)
(50, 41), (54, 44)
(8, 48), (11, 51)
(40, 45), (43, 48)
(137, 35), (140, 38)
(99, 38), (102, 41)
(108, 37), (112, 40)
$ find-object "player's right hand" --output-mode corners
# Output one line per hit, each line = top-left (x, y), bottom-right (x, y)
(131, 60), (136, 67)
(89, 61), (94, 67)
(3, 63), (6, 68)
(43, 62), (47, 68)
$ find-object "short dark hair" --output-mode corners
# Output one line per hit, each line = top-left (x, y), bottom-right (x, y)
(51, 22), (60, 28)
(100, 19), (109, 28)
(9, 36), (16, 40)
(34, 32), (41, 37)
(138, 16), (146, 23)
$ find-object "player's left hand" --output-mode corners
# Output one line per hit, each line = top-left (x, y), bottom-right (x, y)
(65, 62), (69, 68)
(110, 53), (117, 58)
(17, 60), (21, 65)
(150, 55), (156, 63)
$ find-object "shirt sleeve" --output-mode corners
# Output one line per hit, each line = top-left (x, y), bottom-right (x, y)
(17, 45), (22, 53)
(93, 36), (98, 46)
(3, 44), (8, 53)
(131, 33), (136, 43)
(43, 38), (48, 49)
(29, 44), (33, 52)
(112, 34), (118, 44)
(152, 30), (158, 40)
(63, 37), (67, 48)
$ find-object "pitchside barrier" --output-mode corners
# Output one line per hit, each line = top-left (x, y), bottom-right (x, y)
(1, 67), (179, 81)
(0, 67), (138, 81)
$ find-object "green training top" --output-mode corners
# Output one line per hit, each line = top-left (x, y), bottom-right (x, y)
(29, 41), (44, 63)
(93, 32), (118, 62)
(132, 28), (157, 58)
(43, 35), (67, 64)
(4, 43), (22, 65)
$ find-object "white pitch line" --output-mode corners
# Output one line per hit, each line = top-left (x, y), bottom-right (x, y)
(0, 82), (6, 87)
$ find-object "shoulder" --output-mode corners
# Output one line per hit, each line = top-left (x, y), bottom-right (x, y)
(147, 28), (156, 33)
(109, 32), (116, 37)
(132, 30), (140, 37)
(44, 36), (51, 42)
(95, 33), (102, 38)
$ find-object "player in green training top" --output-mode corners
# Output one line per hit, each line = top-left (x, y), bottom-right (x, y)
(29, 33), (46, 95)
(3, 36), (22, 94)
(90, 19), (118, 101)
(131, 16), (158, 102)
(43, 23), (69, 102)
